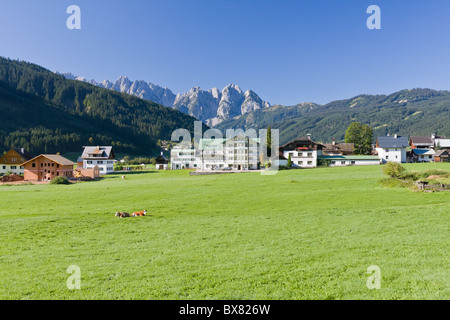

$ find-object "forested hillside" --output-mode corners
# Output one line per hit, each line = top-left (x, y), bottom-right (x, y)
(215, 89), (450, 144)
(0, 57), (202, 155)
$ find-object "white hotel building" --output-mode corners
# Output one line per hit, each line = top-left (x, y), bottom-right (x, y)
(170, 135), (259, 171)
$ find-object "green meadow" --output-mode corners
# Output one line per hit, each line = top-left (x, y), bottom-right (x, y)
(0, 163), (448, 300)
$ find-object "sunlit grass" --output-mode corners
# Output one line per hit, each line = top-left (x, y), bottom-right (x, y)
(0, 163), (449, 299)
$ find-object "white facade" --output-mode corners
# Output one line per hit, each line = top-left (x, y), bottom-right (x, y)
(412, 149), (435, 163)
(81, 146), (116, 175)
(0, 164), (24, 175)
(170, 136), (259, 171)
(283, 149), (320, 168)
(170, 147), (202, 169)
(84, 159), (116, 174)
(376, 147), (406, 163)
(322, 157), (380, 167)
(201, 136), (259, 170)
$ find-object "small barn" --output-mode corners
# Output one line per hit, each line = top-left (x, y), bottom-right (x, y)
(155, 153), (170, 170)
(434, 150), (449, 163)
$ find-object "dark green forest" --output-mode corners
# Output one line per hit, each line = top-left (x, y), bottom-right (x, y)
(0, 57), (203, 156)
(215, 89), (450, 144)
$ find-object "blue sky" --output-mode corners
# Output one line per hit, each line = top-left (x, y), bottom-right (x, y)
(1, 0), (450, 105)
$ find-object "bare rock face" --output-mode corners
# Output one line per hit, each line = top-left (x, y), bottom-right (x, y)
(60, 73), (270, 124)
(216, 84), (244, 120)
(173, 86), (221, 121)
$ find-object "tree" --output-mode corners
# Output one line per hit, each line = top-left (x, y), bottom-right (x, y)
(345, 122), (373, 155)
(287, 153), (292, 168)
(267, 125), (272, 158)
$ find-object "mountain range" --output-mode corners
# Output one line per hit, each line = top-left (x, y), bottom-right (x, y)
(0, 58), (201, 156)
(59, 73), (270, 126)
(215, 89), (450, 144)
(1, 57), (448, 157)
(61, 72), (450, 145)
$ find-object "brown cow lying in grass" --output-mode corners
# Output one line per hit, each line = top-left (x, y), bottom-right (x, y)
(115, 210), (146, 218)
(132, 210), (147, 217)
(115, 212), (131, 218)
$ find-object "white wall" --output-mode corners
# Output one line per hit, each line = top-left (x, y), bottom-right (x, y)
(376, 148), (406, 163)
(84, 160), (115, 174)
(329, 160), (380, 167)
(0, 164), (24, 175)
(284, 150), (317, 168)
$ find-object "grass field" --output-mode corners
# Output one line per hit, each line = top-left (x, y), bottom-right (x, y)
(0, 163), (449, 300)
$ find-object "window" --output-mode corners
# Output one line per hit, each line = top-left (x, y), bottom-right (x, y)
(298, 161), (303, 165)
(11, 166), (17, 169)
(386, 156), (389, 159)
(87, 161), (93, 164)
(97, 161), (103, 164)
(351, 161), (356, 165)
(32, 163), (36, 168)
(331, 161), (335, 165)
(2, 166), (5, 170)
(341, 161), (345, 165)
(307, 161), (312, 165)
(307, 153), (312, 157)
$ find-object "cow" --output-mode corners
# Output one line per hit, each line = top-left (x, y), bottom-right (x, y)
(132, 210), (147, 217)
(115, 212), (131, 218)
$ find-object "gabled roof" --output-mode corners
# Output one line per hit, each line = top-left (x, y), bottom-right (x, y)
(12, 148), (34, 161)
(377, 136), (409, 148)
(156, 154), (169, 163)
(434, 150), (449, 157)
(0, 148), (34, 164)
(81, 146), (115, 159)
(435, 139), (450, 148)
(412, 149), (435, 156)
(280, 137), (325, 150)
(323, 143), (354, 152)
(410, 136), (434, 146)
(21, 154), (76, 166)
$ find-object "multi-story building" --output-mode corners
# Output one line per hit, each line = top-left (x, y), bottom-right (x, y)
(201, 135), (259, 170)
(375, 135), (409, 163)
(279, 135), (324, 168)
(21, 154), (75, 181)
(81, 146), (116, 175)
(170, 135), (259, 171)
(0, 148), (34, 175)
(170, 145), (202, 170)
